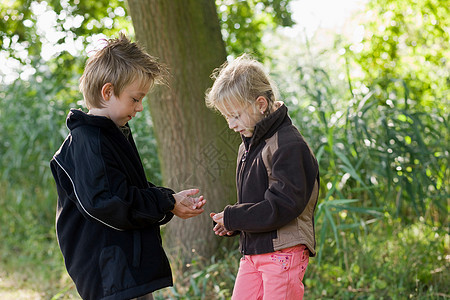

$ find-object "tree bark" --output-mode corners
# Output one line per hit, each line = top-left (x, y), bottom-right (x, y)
(127, 0), (240, 261)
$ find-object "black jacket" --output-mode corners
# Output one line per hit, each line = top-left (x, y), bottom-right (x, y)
(50, 109), (175, 300)
(223, 104), (319, 256)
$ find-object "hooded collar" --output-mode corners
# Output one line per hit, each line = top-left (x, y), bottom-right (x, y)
(64, 108), (145, 176)
(66, 108), (129, 134)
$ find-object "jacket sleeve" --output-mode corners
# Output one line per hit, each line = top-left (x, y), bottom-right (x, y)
(151, 184), (175, 226)
(224, 137), (318, 233)
(54, 132), (175, 231)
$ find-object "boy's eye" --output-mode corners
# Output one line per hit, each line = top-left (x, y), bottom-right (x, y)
(132, 98), (140, 103)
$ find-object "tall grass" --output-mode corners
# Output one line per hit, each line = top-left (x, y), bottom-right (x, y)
(276, 58), (449, 263)
(0, 74), (78, 298)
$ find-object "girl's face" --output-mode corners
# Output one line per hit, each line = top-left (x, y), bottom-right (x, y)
(219, 100), (263, 137)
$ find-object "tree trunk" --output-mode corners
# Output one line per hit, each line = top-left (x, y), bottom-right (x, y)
(127, 0), (240, 261)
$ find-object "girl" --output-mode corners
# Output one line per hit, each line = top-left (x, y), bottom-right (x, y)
(205, 54), (319, 300)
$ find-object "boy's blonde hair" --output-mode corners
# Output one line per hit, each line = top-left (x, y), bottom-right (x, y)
(79, 33), (166, 109)
(205, 54), (277, 114)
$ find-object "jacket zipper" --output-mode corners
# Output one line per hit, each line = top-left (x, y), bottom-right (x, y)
(238, 147), (250, 255)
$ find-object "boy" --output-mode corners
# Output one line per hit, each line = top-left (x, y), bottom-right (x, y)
(50, 34), (205, 300)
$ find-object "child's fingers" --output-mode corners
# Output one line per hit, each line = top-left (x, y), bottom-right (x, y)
(173, 201), (205, 219)
(185, 207), (204, 218)
(182, 188), (199, 196)
(212, 214), (224, 226)
(194, 198), (206, 209)
(212, 212), (223, 221)
(191, 195), (205, 208)
(216, 227), (231, 236)
(213, 224), (225, 235)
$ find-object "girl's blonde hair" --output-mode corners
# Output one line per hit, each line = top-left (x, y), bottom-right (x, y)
(79, 33), (166, 109)
(205, 54), (278, 114)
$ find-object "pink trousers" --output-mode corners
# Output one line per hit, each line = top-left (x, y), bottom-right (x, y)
(231, 245), (309, 300)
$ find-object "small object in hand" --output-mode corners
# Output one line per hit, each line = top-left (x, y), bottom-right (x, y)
(180, 196), (197, 209)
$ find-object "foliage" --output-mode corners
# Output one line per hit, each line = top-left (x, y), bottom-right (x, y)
(154, 245), (240, 300)
(0, 0), (294, 85)
(0, 73), (73, 186)
(334, 0), (449, 222)
(340, 0), (449, 111)
(304, 220), (449, 299)
(216, 0), (294, 60)
(0, 74), (78, 298)
(131, 103), (163, 185)
(0, 0), (132, 83)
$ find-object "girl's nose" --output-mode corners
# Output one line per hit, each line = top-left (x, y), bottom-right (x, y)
(136, 102), (144, 112)
(228, 118), (237, 129)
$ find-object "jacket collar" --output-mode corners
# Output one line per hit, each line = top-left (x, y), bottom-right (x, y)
(244, 102), (290, 148)
(66, 108), (130, 134)
(64, 108), (146, 178)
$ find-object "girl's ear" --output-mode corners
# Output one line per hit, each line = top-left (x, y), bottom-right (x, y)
(101, 83), (114, 101)
(255, 96), (268, 114)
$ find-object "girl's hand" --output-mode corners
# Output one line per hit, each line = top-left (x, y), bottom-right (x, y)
(210, 212), (234, 236)
(210, 211), (224, 226)
(213, 223), (234, 236)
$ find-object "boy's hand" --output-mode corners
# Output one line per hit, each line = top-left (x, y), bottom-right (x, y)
(171, 189), (206, 219)
(210, 212), (234, 236)
(179, 191), (206, 209)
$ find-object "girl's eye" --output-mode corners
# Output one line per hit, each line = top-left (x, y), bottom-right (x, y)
(132, 98), (140, 103)
(223, 113), (240, 120)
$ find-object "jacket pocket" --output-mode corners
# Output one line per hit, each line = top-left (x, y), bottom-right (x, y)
(274, 218), (300, 246)
(99, 246), (136, 295)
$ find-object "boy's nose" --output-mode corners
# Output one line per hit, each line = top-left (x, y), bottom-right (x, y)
(136, 102), (144, 112)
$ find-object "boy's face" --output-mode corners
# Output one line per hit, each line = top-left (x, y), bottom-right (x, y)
(219, 100), (262, 137)
(103, 80), (150, 127)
